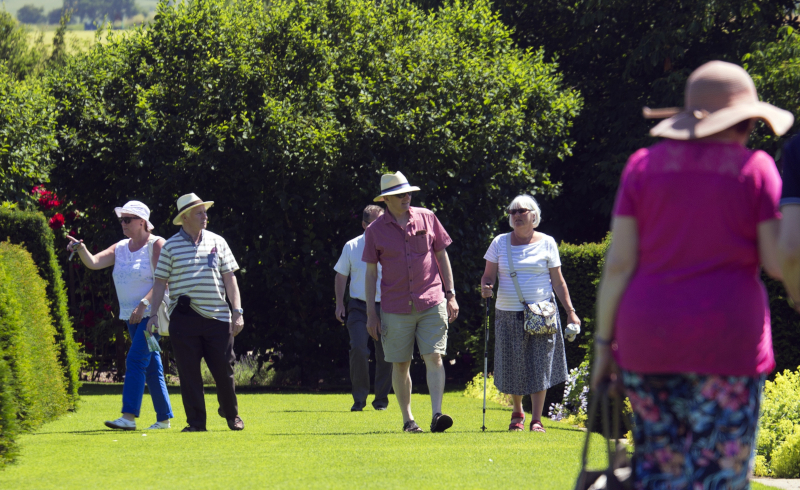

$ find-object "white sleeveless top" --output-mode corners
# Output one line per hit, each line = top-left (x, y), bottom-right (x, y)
(112, 237), (156, 320)
(483, 233), (562, 311)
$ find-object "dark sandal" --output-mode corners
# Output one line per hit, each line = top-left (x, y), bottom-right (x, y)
(430, 413), (453, 433)
(529, 420), (546, 433)
(403, 420), (423, 433)
(509, 411), (525, 431)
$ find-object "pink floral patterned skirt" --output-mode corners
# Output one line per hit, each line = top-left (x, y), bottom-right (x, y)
(622, 371), (763, 490)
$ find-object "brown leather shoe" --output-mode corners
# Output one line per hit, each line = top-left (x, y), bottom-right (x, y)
(227, 416), (244, 431)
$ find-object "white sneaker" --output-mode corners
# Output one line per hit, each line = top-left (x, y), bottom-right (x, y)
(146, 421), (171, 430)
(105, 417), (136, 430)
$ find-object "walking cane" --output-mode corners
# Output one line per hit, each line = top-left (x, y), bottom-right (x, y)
(481, 296), (490, 431)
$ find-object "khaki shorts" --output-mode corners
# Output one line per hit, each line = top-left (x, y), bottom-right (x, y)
(380, 301), (448, 363)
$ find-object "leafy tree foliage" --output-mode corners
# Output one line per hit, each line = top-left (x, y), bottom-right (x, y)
(72, 0), (139, 22)
(0, 9), (47, 80)
(492, 0), (798, 243)
(0, 69), (58, 207)
(16, 5), (45, 24)
(48, 0), (581, 381)
(745, 26), (800, 157)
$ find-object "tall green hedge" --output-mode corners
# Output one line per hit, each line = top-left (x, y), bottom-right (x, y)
(0, 242), (70, 466)
(558, 234), (611, 370)
(0, 209), (80, 404)
(46, 0), (581, 381)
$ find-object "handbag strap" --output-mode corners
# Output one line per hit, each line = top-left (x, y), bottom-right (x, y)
(577, 383), (618, 475)
(505, 233), (527, 305)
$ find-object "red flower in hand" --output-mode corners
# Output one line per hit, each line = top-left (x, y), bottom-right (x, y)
(103, 304), (112, 312)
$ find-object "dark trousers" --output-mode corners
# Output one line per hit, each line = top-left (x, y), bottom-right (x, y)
(170, 308), (238, 429)
(347, 299), (393, 407)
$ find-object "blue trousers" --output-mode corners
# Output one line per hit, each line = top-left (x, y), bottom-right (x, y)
(121, 317), (173, 421)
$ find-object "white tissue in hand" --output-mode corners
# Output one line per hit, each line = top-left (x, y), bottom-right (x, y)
(565, 323), (581, 342)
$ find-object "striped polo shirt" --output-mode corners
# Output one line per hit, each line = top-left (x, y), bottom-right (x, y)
(154, 228), (239, 322)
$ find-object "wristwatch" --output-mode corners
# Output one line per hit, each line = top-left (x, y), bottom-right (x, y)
(445, 289), (456, 298)
(141, 298), (150, 307)
(233, 308), (244, 315)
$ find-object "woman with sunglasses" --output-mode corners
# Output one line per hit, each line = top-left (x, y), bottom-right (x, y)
(480, 194), (580, 432)
(67, 200), (173, 431)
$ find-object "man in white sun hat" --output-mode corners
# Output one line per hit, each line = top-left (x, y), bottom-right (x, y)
(362, 171), (459, 433)
(146, 193), (245, 432)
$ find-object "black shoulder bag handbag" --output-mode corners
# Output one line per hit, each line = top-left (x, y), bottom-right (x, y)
(574, 384), (633, 490)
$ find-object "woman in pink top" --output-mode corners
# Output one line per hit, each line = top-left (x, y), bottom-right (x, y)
(592, 61), (791, 488)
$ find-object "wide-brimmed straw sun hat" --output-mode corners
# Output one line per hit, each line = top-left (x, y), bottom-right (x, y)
(172, 193), (214, 225)
(643, 60), (794, 140)
(373, 171), (421, 202)
(114, 201), (154, 231)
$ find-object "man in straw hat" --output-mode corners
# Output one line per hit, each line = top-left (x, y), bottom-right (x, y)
(146, 193), (245, 432)
(362, 171), (459, 433)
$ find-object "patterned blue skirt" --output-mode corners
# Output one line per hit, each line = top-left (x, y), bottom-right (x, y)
(622, 371), (764, 490)
(493, 309), (568, 395)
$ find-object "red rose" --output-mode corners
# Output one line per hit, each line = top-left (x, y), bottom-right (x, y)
(103, 304), (112, 312)
(48, 213), (65, 229)
(81, 310), (96, 328)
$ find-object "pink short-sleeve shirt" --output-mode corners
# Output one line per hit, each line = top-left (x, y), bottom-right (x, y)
(362, 206), (452, 314)
(613, 139), (781, 377)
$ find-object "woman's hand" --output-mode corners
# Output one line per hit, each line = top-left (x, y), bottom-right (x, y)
(146, 316), (159, 334)
(590, 343), (623, 395)
(567, 311), (580, 326)
(129, 301), (146, 325)
(480, 283), (493, 299)
(66, 236), (84, 253)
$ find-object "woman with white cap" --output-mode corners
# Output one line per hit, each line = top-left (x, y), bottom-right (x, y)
(67, 200), (173, 430)
(591, 61), (790, 487)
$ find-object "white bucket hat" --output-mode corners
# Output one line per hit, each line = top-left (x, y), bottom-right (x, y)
(172, 193), (214, 225)
(643, 60), (794, 140)
(373, 171), (421, 202)
(114, 201), (154, 231)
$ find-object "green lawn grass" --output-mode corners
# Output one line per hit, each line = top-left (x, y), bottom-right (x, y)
(0, 384), (620, 489)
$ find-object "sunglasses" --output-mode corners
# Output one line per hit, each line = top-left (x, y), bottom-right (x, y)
(508, 209), (530, 216)
(390, 192), (412, 198)
(118, 217), (142, 224)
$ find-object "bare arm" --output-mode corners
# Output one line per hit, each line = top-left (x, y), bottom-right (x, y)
(549, 266), (580, 326)
(480, 260), (497, 298)
(335, 273), (348, 323)
(67, 236), (116, 270)
(129, 238), (166, 324)
(780, 206), (800, 306)
(592, 216), (638, 390)
(223, 271), (244, 336)
(434, 249), (459, 322)
(365, 262), (380, 340)
(146, 278), (168, 333)
(759, 219), (782, 280)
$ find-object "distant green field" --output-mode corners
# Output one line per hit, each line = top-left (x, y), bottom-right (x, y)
(27, 29), (100, 53)
(2, 0), (159, 21)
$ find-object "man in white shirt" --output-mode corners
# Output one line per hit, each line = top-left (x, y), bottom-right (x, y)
(334, 205), (393, 411)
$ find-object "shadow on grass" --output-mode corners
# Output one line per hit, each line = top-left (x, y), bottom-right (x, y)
(29, 429), (115, 436)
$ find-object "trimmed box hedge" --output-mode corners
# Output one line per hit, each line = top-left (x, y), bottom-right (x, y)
(0, 209), (80, 404)
(0, 242), (70, 466)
